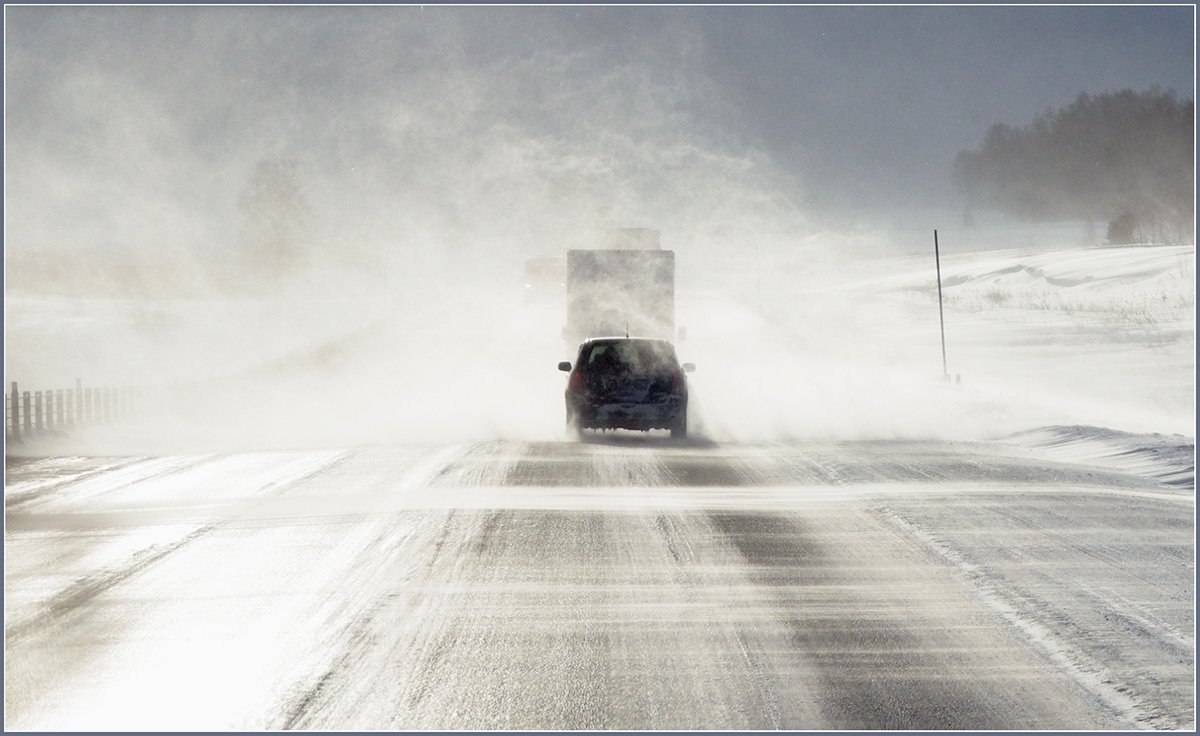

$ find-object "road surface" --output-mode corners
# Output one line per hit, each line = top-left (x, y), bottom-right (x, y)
(4, 434), (1194, 730)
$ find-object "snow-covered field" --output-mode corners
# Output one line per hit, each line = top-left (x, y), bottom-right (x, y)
(681, 243), (1193, 445)
(5, 242), (1194, 456)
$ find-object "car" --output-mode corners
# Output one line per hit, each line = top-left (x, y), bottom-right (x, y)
(557, 337), (695, 438)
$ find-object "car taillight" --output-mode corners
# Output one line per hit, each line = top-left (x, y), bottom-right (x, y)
(671, 369), (684, 393)
(568, 370), (585, 393)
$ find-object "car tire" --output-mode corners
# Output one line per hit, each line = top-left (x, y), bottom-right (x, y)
(566, 410), (582, 439)
(670, 416), (687, 439)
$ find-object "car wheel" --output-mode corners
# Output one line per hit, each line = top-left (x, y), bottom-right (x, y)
(670, 416), (687, 439)
(566, 410), (582, 439)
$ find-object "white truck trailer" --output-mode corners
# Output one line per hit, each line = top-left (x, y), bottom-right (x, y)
(563, 246), (675, 346)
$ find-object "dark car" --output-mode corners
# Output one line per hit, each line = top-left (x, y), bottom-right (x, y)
(557, 337), (695, 438)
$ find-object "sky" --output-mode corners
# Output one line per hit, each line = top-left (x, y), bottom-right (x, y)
(2, 3), (1194, 450)
(698, 6), (1194, 217)
(4, 4), (1193, 287)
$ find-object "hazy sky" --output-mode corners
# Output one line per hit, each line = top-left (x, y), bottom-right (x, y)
(3, 4), (1194, 448)
(698, 6), (1194, 215)
(4, 4), (1194, 274)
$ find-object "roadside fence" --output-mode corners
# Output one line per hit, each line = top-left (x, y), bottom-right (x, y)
(5, 380), (142, 443)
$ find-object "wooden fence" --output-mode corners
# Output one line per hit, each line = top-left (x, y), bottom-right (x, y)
(5, 380), (141, 442)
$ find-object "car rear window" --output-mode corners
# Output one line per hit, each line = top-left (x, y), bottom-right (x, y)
(582, 341), (678, 375)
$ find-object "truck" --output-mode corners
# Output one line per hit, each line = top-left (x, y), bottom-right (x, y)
(563, 246), (675, 347)
(522, 255), (566, 304)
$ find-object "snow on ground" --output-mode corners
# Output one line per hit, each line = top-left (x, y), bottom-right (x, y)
(1002, 425), (1195, 489)
(3, 242), (1194, 454)
(680, 243), (1193, 444)
(5, 242), (1191, 732)
(3, 439), (1192, 729)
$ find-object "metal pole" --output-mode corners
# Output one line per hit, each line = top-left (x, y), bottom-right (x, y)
(934, 229), (948, 379)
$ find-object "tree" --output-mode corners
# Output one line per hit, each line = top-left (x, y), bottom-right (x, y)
(953, 89), (1194, 244)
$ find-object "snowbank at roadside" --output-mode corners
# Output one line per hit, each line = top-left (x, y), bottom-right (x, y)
(1002, 425), (1194, 490)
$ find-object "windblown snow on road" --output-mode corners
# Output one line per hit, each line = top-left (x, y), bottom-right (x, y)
(5, 243), (1195, 729)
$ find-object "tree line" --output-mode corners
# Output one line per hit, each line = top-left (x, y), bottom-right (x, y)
(954, 88), (1194, 244)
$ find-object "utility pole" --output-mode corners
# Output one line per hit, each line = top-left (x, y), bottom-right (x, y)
(934, 229), (948, 380)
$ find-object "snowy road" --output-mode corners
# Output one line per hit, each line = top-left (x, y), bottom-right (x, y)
(4, 435), (1193, 730)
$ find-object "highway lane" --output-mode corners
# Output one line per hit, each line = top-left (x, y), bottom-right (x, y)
(4, 436), (1194, 730)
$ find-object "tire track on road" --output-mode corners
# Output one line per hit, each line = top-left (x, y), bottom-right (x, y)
(877, 506), (1151, 729)
(283, 442), (776, 729)
(878, 499), (1193, 731)
(5, 451), (351, 643)
(705, 506), (1133, 729)
(7, 444), (476, 730)
(4, 526), (211, 643)
(4, 455), (217, 511)
(267, 445), (483, 730)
